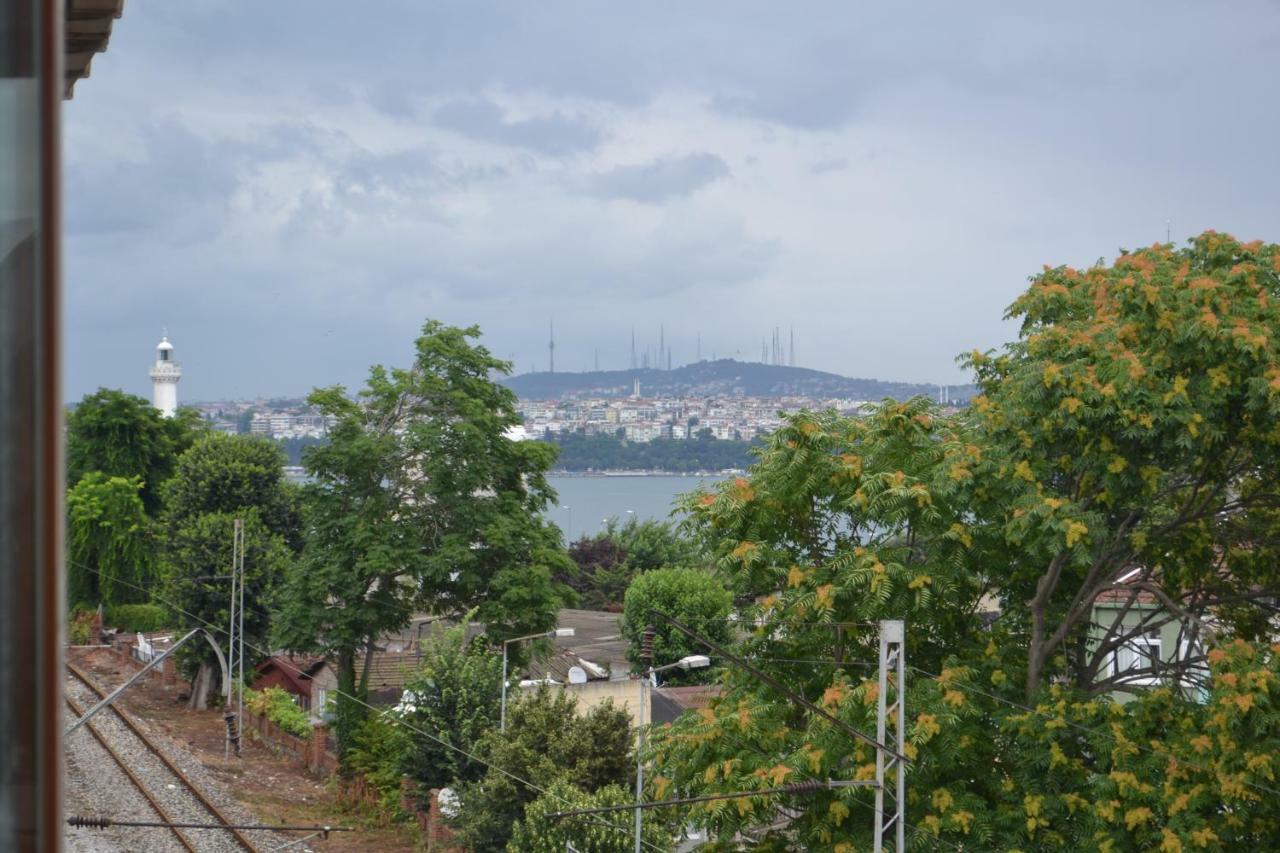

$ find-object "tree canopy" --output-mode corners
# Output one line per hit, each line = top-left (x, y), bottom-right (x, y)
(159, 433), (297, 704)
(622, 567), (733, 684)
(648, 233), (1280, 848)
(66, 472), (154, 607)
(67, 388), (202, 514)
(452, 686), (634, 851)
(273, 320), (575, 759)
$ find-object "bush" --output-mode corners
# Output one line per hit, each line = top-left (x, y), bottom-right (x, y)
(344, 715), (411, 818)
(105, 603), (170, 633)
(68, 608), (96, 645)
(622, 567), (733, 683)
(245, 685), (312, 738)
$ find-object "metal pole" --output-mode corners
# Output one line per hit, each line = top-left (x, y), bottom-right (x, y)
(873, 620), (905, 852)
(634, 669), (648, 853)
(236, 518), (245, 758)
(501, 641), (510, 733)
(226, 520), (239, 759)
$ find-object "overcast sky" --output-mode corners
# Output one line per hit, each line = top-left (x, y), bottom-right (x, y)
(64, 1), (1280, 401)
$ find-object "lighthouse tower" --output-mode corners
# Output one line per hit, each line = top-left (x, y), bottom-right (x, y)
(149, 333), (181, 417)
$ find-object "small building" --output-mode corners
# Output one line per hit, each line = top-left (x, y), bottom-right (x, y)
(253, 655), (325, 711)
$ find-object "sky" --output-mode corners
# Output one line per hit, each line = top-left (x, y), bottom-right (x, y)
(63, 1), (1280, 401)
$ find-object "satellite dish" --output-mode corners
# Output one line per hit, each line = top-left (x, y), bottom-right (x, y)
(568, 666), (587, 684)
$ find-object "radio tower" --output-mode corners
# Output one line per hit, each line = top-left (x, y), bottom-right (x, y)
(548, 321), (555, 374)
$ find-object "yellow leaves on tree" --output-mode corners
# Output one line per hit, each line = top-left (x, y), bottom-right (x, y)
(1065, 520), (1089, 548)
(1124, 807), (1154, 831)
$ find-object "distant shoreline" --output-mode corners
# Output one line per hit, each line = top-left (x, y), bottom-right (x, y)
(548, 470), (738, 478)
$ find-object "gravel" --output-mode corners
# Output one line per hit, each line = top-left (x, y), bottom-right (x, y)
(64, 672), (304, 853)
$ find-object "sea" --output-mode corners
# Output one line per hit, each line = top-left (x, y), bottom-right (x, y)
(545, 474), (728, 540)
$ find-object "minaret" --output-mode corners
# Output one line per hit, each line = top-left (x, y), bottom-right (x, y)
(548, 321), (556, 374)
(149, 332), (181, 417)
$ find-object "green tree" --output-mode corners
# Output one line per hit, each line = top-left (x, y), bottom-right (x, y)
(273, 320), (574, 762)
(452, 687), (633, 851)
(398, 625), (503, 796)
(159, 433), (298, 706)
(161, 510), (292, 707)
(163, 432), (301, 551)
(962, 233), (1280, 699)
(622, 567), (733, 684)
(66, 472), (153, 607)
(563, 517), (702, 610)
(66, 388), (202, 514)
(510, 780), (678, 853)
(649, 233), (1280, 848)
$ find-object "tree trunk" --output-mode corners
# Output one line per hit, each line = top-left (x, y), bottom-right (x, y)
(187, 661), (214, 710)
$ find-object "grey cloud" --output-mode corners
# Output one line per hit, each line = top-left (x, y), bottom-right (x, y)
(434, 97), (602, 155)
(591, 153), (729, 203)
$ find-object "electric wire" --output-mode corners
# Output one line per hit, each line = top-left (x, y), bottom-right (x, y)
(67, 558), (669, 852)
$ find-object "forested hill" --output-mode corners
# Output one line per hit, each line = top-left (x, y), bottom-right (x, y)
(502, 359), (975, 401)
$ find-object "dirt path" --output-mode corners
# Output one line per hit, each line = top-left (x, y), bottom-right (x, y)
(68, 648), (420, 853)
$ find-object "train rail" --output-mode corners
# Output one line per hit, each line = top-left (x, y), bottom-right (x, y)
(65, 662), (261, 853)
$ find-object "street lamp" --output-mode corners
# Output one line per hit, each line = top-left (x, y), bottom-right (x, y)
(501, 627), (575, 732)
(635, 653), (710, 853)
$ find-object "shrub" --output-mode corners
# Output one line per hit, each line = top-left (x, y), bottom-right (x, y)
(105, 603), (170, 633)
(68, 608), (96, 645)
(344, 715), (411, 819)
(621, 567), (732, 683)
(245, 685), (311, 738)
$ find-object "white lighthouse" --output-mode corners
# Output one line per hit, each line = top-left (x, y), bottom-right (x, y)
(149, 333), (181, 417)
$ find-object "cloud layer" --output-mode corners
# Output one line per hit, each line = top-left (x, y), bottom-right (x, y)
(63, 1), (1280, 400)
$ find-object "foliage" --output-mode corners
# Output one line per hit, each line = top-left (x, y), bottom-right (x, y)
(159, 433), (297, 696)
(68, 608), (96, 645)
(960, 233), (1280, 699)
(510, 780), (679, 853)
(452, 687), (633, 851)
(106, 603), (170, 633)
(275, 435), (326, 466)
(622, 567), (733, 683)
(273, 320), (574, 764)
(650, 232), (1280, 847)
(397, 625), (503, 795)
(66, 473), (154, 606)
(564, 534), (631, 610)
(545, 432), (760, 473)
(163, 433), (302, 551)
(66, 388), (202, 514)
(344, 714), (413, 818)
(159, 510), (292, 687)
(245, 685), (312, 738)
(564, 516), (703, 610)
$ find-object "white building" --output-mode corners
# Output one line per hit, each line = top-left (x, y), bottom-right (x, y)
(148, 334), (181, 418)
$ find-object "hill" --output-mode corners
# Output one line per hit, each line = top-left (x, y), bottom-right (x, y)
(502, 359), (974, 401)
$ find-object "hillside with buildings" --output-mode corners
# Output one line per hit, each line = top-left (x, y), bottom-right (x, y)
(502, 358), (975, 402)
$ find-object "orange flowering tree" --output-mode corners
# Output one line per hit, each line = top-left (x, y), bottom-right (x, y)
(647, 233), (1280, 848)
(964, 232), (1280, 701)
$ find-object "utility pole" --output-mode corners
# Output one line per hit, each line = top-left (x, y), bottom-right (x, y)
(225, 519), (245, 758)
(873, 620), (906, 852)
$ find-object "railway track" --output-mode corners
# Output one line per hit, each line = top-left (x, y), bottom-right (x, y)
(65, 662), (261, 853)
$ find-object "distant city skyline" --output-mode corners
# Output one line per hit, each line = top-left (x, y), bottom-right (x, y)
(63, 2), (1280, 401)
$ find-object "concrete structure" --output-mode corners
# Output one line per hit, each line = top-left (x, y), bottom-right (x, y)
(149, 333), (181, 417)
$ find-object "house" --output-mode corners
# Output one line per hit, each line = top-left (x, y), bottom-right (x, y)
(253, 655), (324, 711)
(304, 652), (421, 717)
(1087, 568), (1211, 703)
